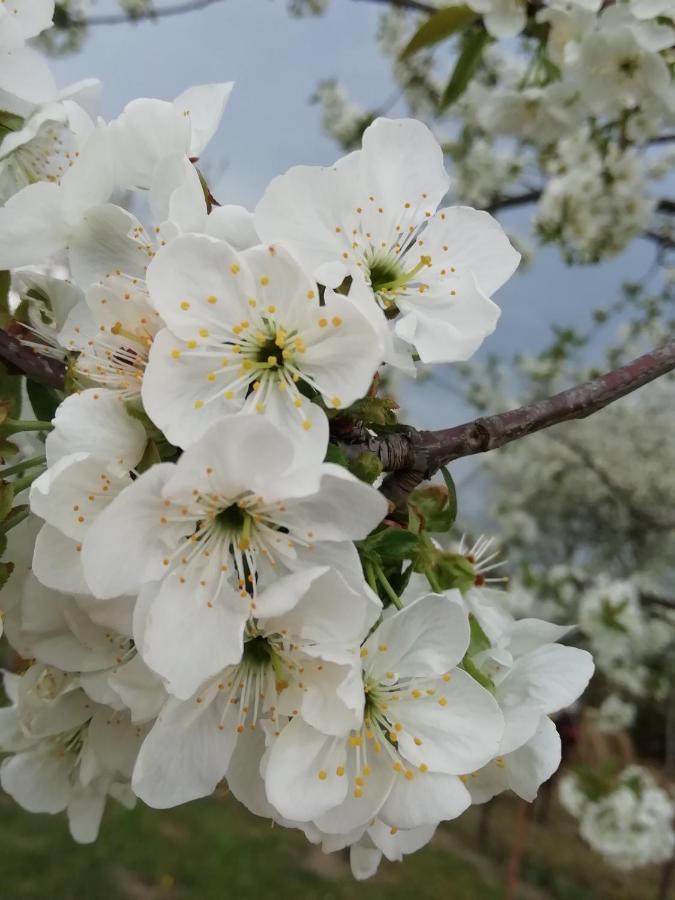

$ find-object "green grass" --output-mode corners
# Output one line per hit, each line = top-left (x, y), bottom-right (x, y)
(0, 792), (507, 900)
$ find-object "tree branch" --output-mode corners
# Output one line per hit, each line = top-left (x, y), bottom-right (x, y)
(343, 339), (675, 509)
(59, 0), (228, 27)
(0, 330), (66, 388)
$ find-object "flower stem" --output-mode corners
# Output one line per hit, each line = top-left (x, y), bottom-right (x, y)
(373, 562), (403, 610)
(2, 418), (53, 433)
(425, 568), (444, 594)
(0, 506), (29, 534)
(0, 454), (45, 479)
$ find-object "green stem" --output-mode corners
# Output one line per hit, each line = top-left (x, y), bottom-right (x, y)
(2, 418), (53, 432)
(425, 567), (443, 593)
(0, 454), (45, 478)
(364, 560), (378, 595)
(373, 562), (403, 610)
(10, 471), (40, 494)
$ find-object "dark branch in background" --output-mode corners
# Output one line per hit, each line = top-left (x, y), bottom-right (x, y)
(338, 339), (675, 509)
(59, 0), (228, 27)
(0, 330), (66, 388)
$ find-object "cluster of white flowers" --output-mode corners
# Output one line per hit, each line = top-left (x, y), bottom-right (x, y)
(559, 765), (675, 870)
(0, 0), (596, 877)
(314, 0), (675, 263)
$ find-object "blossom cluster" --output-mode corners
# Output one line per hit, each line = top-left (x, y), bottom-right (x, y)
(0, 1), (594, 877)
(315, 0), (675, 264)
(559, 764), (675, 871)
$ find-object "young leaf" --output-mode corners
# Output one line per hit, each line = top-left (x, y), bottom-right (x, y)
(26, 380), (61, 423)
(401, 6), (478, 59)
(440, 26), (489, 111)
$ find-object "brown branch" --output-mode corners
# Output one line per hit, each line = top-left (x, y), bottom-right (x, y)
(349, 339), (675, 509)
(0, 330), (66, 388)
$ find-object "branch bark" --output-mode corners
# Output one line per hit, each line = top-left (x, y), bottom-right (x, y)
(0, 330), (66, 388)
(340, 339), (675, 508)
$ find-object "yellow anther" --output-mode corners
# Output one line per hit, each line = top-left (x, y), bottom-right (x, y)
(360, 648), (368, 658)
(355, 776), (365, 787)
(438, 697), (447, 707)
(318, 318), (328, 328)
(267, 304), (276, 313)
(171, 350), (181, 360)
(353, 788), (363, 798)
(442, 673), (451, 682)
(260, 275), (269, 285)
(199, 328), (209, 338)
(419, 763), (428, 773)
(414, 737), (423, 746)
(267, 355), (278, 367)
(255, 403), (265, 413)
(373, 742), (382, 753)
(348, 735), (362, 747)
(363, 766), (371, 776)
(293, 398), (303, 408)
(331, 397), (341, 409)
(224, 391), (235, 400)
(306, 290), (315, 300)
(186, 340), (197, 349)
(207, 295), (217, 304)
(180, 301), (190, 310)
(331, 316), (342, 327)
(412, 689), (421, 699)
(404, 770), (414, 781)
(302, 421), (312, 431)
(378, 644), (388, 652)
(392, 762), (402, 773)
(230, 263), (240, 275)
(318, 770), (327, 781)
(207, 372), (216, 382)
(336, 766), (345, 777)
(194, 400), (204, 409)
(394, 723), (402, 732)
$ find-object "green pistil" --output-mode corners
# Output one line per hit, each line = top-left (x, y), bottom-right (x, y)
(369, 255), (432, 297)
(215, 504), (246, 533)
(242, 635), (273, 669)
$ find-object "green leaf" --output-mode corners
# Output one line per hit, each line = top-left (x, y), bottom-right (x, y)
(0, 560), (14, 592)
(0, 481), (13, 522)
(324, 443), (349, 467)
(401, 5), (478, 58)
(363, 528), (419, 563)
(26, 380), (61, 422)
(439, 26), (489, 111)
(0, 271), (10, 328)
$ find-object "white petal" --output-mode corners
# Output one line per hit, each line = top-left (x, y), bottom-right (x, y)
(67, 788), (106, 844)
(365, 592), (470, 681)
(46, 389), (146, 472)
(32, 524), (90, 594)
(264, 718), (348, 821)
(69, 203), (152, 286)
(506, 715), (561, 801)
(141, 574), (246, 699)
(0, 181), (66, 269)
(1, 749), (72, 813)
(146, 233), (253, 340)
(81, 463), (179, 599)
(378, 771), (470, 830)
(497, 645), (594, 715)
(132, 697), (235, 808)
(172, 82), (233, 157)
(396, 669), (504, 774)
(422, 207), (520, 297)
(206, 204), (259, 249)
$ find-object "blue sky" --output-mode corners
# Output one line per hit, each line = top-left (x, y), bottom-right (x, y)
(50, 0), (660, 434)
